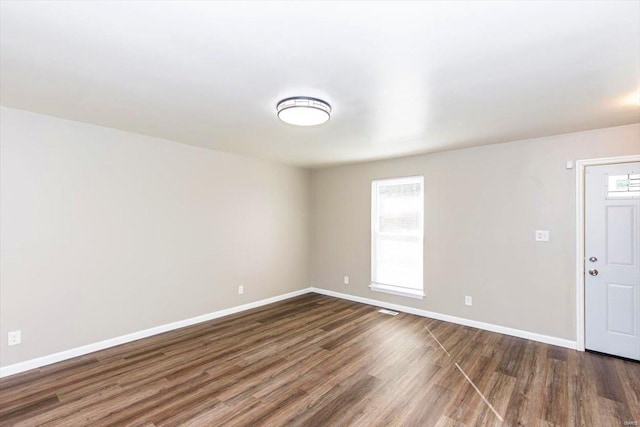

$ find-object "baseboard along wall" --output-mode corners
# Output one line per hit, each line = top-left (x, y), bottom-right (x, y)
(310, 287), (577, 350)
(0, 288), (310, 378)
(0, 286), (576, 378)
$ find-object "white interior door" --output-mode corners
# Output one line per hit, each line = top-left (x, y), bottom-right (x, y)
(585, 162), (640, 360)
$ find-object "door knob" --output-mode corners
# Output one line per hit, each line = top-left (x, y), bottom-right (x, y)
(588, 269), (599, 276)
(588, 256), (598, 262)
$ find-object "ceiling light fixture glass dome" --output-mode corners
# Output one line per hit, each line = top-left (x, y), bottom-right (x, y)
(277, 97), (331, 126)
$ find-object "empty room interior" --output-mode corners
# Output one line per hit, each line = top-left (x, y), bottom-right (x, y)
(1, 1), (640, 426)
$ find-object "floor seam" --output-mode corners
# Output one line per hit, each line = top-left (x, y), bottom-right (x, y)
(424, 325), (505, 423)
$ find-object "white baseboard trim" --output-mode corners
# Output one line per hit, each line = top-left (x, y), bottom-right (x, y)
(310, 287), (577, 350)
(1, 286), (577, 378)
(0, 288), (313, 378)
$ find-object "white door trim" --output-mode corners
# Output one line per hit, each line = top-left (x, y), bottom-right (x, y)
(575, 154), (640, 351)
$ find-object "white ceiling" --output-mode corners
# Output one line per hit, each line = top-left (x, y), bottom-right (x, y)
(1, 1), (639, 168)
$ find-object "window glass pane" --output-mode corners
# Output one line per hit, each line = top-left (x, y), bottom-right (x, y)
(378, 182), (422, 233)
(375, 235), (422, 289)
(608, 174), (640, 198)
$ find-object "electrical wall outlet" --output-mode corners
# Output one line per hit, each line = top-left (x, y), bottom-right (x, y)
(343, 276), (349, 285)
(465, 296), (472, 306)
(8, 330), (21, 346)
(238, 285), (244, 295)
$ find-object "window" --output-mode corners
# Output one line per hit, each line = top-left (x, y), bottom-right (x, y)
(370, 175), (424, 299)
(607, 174), (640, 199)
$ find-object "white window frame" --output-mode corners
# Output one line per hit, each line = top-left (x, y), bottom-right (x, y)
(370, 175), (425, 299)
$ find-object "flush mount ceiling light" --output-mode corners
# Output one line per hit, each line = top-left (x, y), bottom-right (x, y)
(277, 97), (331, 126)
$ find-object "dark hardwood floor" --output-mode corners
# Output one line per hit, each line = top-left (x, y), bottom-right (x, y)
(0, 293), (638, 426)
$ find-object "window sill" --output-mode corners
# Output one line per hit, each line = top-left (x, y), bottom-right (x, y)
(369, 283), (424, 300)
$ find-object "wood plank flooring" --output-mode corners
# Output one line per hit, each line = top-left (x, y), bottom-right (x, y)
(1, 293), (638, 426)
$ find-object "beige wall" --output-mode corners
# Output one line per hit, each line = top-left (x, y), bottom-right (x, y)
(312, 124), (640, 341)
(0, 106), (311, 367)
(2, 104), (639, 369)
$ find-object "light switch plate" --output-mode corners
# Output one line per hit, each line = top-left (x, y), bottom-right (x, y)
(535, 230), (550, 242)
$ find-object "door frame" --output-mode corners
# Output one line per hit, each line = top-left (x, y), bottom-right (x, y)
(575, 154), (640, 351)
